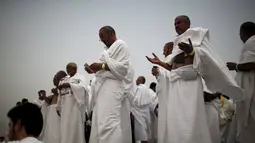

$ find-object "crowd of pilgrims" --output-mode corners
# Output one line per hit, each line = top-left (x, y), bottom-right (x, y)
(2, 15), (255, 143)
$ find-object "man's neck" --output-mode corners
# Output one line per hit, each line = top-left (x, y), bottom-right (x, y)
(17, 133), (33, 141)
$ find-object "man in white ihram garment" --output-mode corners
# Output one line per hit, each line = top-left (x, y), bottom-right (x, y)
(85, 26), (132, 143)
(226, 21), (255, 143)
(146, 15), (243, 143)
(35, 88), (61, 143)
(57, 62), (87, 143)
(131, 76), (157, 143)
(203, 84), (221, 143)
(34, 71), (67, 143)
(151, 42), (173, 142)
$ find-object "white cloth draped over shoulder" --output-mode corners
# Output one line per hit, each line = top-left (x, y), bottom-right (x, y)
(164, 65), (211, 143)
(156, 55), (171, 143)
(131, 84), (157, 142)
(57, 73), (87, 143)
(89, 39), (131, 143)
(33, 99), (60, 143)
(168, 27), (243, 101)
(205, 102), (221, 143)
(159, 27), (243, 143)
(121, 63), (135, 143)
(235, 35), (255, 143)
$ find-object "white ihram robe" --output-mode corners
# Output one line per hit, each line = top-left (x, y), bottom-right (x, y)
(235, 35), (255, 143)
(57, 73), (87, 143)
(156, 55), (171, 143)
(211, 96), (235, 143)
(205, 102), (221, 143)
(122, 63), (135, 143)
(89, 39), (131, 143)
(132, 84), (157, 142)
(7, 137), (42, 143)
(160, 27), (243, 143)
(34, 99), (60, 143)
(203, 81), (221, 143)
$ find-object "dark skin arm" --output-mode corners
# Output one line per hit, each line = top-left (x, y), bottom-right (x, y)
(227, 62), (255, 72)
(146, 53), (172, 71)
(85, 63), (110, 74)
(146, 38), (194, 70)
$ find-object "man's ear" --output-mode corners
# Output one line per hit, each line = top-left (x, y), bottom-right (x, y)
(15, 120), (22, 132)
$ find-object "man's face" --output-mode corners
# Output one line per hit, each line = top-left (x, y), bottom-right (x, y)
(239, 29), (247, 43)
(53, 76), (59, 87)
(66, 66), (75, 76)
(136, 77), (142, 86)
(99, 29), (112, 47)
(151, 68), (158, 76)
(175, 17), (189, 35)
(8, 119), (19, 141)
(163, 45), (172, 57)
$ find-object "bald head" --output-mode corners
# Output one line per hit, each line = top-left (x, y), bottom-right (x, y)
(163, 42), (173, 57)
(54, 70), (67, 86)
(175, 15), (191, 35)
(66, 62), (77, 76)
(99, 26), (117, 48)
(136, 76), (146, 85)
(100, 26), (116, 35)
(240, 21), (255, 43)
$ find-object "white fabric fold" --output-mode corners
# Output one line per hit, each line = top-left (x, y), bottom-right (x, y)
(234, 35), (255, 143)
(168, 27), (243, 101)
(131, 84), (157, 142)
(57, 73), (87, 143)
(165, 65), (212, 143)
(90, 39), (132, 143)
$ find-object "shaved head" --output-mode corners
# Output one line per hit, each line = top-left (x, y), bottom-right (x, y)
(56, 70), (67, 77)
(55, 70), (67, 85)
(100, 26), (116, 35)
(99, 26), (117, 48)
(67, 62), (77, 69)
(66, 62), (77, 76)
(136, 76), (146, 85)
(163, 42), (173, 57)
(240, 21), (255, 43)
(175, 15), (191, 35)
(176, 15), (190, 25)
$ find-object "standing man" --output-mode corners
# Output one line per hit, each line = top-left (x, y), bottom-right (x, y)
(57, 63), (87, 143)
(146, 15), (243, 143)
(35, 73), (64, 143)
(132, 76), (157, 143)
(7, 103), (43, 143)
(85, 26), (132, 143)
(149, 42), (173, 142)
(226, 21), (255, 143)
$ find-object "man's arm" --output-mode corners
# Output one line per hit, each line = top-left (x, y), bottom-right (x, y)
(237, 63), (255, 72)
(158, 61), (172, 71)
(227, 62), (255, 72)
(89, 63), (110, 72)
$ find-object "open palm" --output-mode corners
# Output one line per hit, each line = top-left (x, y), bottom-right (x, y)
(146, 53), (161, 64)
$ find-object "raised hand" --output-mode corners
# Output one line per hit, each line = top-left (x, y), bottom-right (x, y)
(178, 38), (193, 54)
(38, 90), (46, 100)
(146, 53), (161, 64)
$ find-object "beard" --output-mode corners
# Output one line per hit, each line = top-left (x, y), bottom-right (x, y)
(8, 126), (16, 141)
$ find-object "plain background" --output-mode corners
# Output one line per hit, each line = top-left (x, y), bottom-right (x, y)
(0, 0), (254, 136)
